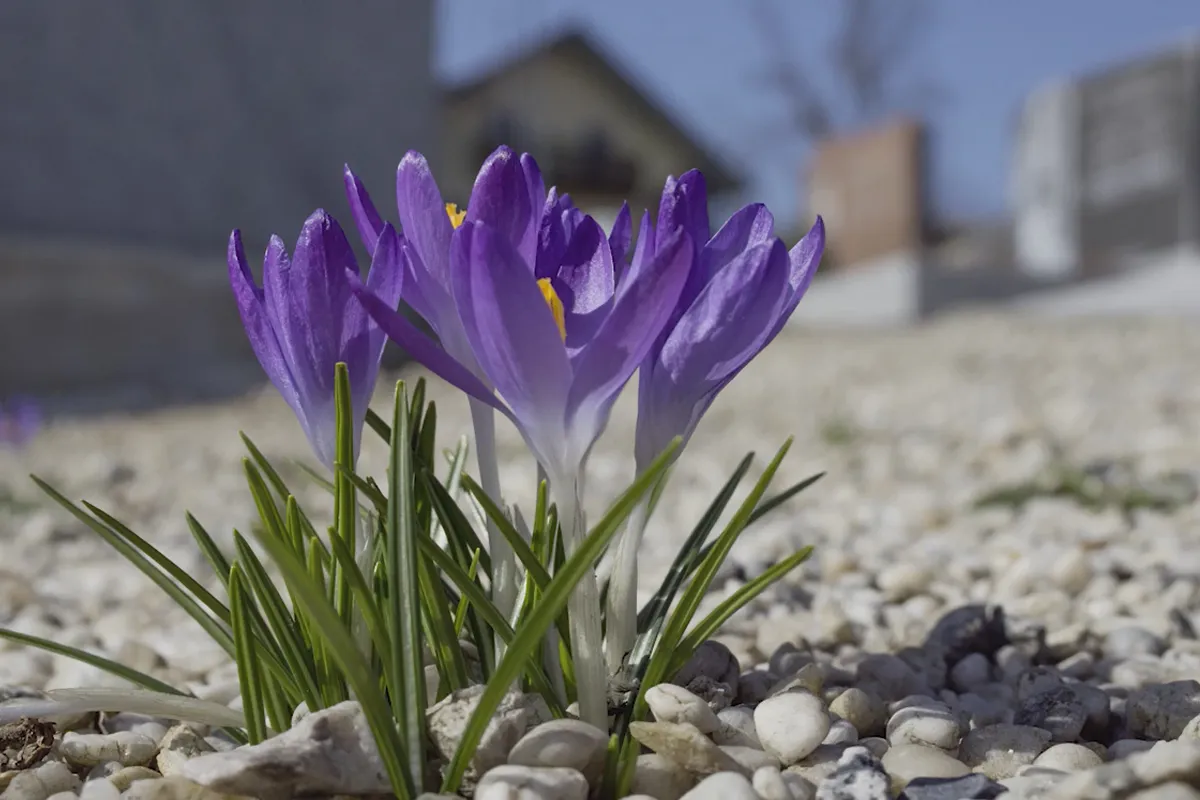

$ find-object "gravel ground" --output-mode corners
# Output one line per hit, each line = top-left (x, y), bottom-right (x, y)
(4, 311), (1200, 799)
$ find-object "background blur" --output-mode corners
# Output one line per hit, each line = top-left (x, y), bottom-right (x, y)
(1, 0), (1198, 415)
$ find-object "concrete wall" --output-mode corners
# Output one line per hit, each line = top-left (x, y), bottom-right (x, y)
(0, 0), (437, 257)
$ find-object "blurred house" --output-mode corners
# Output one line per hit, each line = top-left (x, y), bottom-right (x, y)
(440, 29), (742, 232)
(0, 0), (437, 410)
(803, 118), (929, 269)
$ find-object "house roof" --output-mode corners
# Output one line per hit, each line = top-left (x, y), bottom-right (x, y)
(442, 28), (743, 194)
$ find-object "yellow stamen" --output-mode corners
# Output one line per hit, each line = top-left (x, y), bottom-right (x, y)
(537, 279), (567, 341)
(445, 203), (466, 229)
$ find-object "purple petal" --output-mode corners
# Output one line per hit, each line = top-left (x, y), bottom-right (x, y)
(348, 253), (507, 417)
(229, 230), (302, 414)
(701, 203), (776, 277)
(344, 224), (406, 410)
(343, 165), (385, 254)
(659, 238), (791, 393)
(396, 150), (454, 290)
(535, 187), (575, 281)
(555, 215), (616, 351)
(565, 226), (693, 449)
(450, 221), (571, 439)
(765, 216), (826, 343)
(625, 209), (656, 287)
(466, 147), (542, 269)
(609, 202), (633, 280)
(657, 170), (710, 251)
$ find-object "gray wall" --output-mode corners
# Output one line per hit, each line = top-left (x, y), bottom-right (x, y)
(918, 260), (1071, 319)
(0, 0), (437, 256)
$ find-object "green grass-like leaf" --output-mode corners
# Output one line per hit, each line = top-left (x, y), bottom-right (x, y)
(229, 564), (268, 744)
(439, 438), (680, 793)
(0, 629), (184, 696)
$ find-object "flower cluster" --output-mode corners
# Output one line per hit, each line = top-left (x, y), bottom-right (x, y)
(0, 397), (41, 449)
(229, 145), (825, 727)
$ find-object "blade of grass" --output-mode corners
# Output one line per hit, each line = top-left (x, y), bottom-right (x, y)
(332, 363), (357, 631)
(454, 549), (483, 635)
(673, 546), (815, 668)
(746, 472), (826, 526)
(240, 432), (292, 504)
(440, 438), (679, 793)
(232, 533), (323, 711)
(0, 629), (184, 695)
(185, 513), (233, 591)
(460, 475), (550, 589)
(31, 477), (236, 657)
(386, 381), (426, 791)
(325, 531), (399, 700)
(248, 520), (415, 799)
(229, 564), (268, 744)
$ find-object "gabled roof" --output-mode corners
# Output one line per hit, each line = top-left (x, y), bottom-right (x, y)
(443, 27), (743, 194)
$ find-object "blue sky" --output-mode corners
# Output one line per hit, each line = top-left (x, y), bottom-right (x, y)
(438, 0), (1197, 227)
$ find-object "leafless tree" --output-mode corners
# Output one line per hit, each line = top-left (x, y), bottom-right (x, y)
(749, 0), (946, 147)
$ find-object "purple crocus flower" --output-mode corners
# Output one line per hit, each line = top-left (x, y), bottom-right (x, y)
(228, 210), (403, 469)
(634, 170), (826, 469)
(348, 146), (694, 727)
(605, 170), (825, 673)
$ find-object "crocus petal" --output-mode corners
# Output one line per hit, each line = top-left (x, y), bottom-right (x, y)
(609, 202), (632, 279)
(228, 230), (303, 421)
(348, 257), (508, 418)
(565, 226), (693, 455)
(701, 203), (775, 277)
(536, 188), (574, 280)
(343, 165), (385, 254)
(344, 223), (405, 407)
(450, 220), (571, 450)
(658, 170), (710, 251)
(555, 215), (616, 352)
(659, 238), (791, 393)
(466, 147), (541, 269)
(625, 210), (656, 287)
(395, 151), (454, 286)
(765, 216), (826, 343)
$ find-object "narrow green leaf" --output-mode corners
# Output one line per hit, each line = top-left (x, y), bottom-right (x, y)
(635, 439), (791, 721)
(454, 549), (483, 635)
(332, 362), (357, 629)
(232, 534), (323, 711)
(0, 629), (184, 696)
(248, 520), (415, 799)
(325, 532), (399, 700)
(84, 503), (232, 627)
(747, 472), (826, 526)
(229, 565), (267, 744)
(460, 475), (550, 589)
(420, 472), (492, 577)
(185, 513), (233, 592)
(440, 438), (680, 793)
(673, 546), (815, 667)
(365, 408), (391, 443)
(240, 432), (292, 503)
(31, 477), (235, 658)
(386, 381), (426, 791)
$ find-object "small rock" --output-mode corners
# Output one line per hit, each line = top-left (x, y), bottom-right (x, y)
(1110, 739), (1157, 760)
(823, 721), (858, 746)
(958, 724), (1051, 780)
(924, 605), (1008, 666)
(737, 671), (779, 706)
(0, 761), (80, 800)
(506, 718), (607, 785)
(680, 771), (759, 800)
(121, 776), (239, 800)
(756, 692), (831, 765)
(877, 564), (932, 603)
(155, 725), (215, 778)
(886, 703), (961, 751)
(426, 688), (551, 779)
(647, 684), (722, 734)
(77, 778), (120, 800)
(713, 707), (762, 749)
(1013, 686), (1087, 743)
(720, 746), (780, 773)
(881, 744), (969, 787)
(1128, 783), (1200, 800)
(106, 766), (162, 791)
(1128, 681), (1200, 740)
(898, 773), (1005, 800)
(628, 721), (748, 776)
(1033, 743), (1104, 772)
(856, 655), (925, 702)
(674, 642), (740, 702)
(829, 689), (886, 738)
(180, 700), (390, 798)
(475, 764), (588, 800)
(754, 765), (813, 800)
(61, 731), (158, 768)
(771, 665), (825, 698)
(949, 654), (992, 692)
(815, 746), (889, 800)
(1105, 627), (1166, 660)
(631, 753), (695, 800)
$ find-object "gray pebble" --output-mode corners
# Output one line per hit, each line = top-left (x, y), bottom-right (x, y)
(1013, 686), (1087, 743)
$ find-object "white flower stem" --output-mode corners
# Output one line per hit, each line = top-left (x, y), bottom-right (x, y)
(604, 496), (652, 675)
(468, 398), (515, 661)
(553, 473), (608, 729)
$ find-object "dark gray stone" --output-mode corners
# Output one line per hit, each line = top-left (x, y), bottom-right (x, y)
(900, 773), (1006, 800)
(816, 746), (890, 800)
